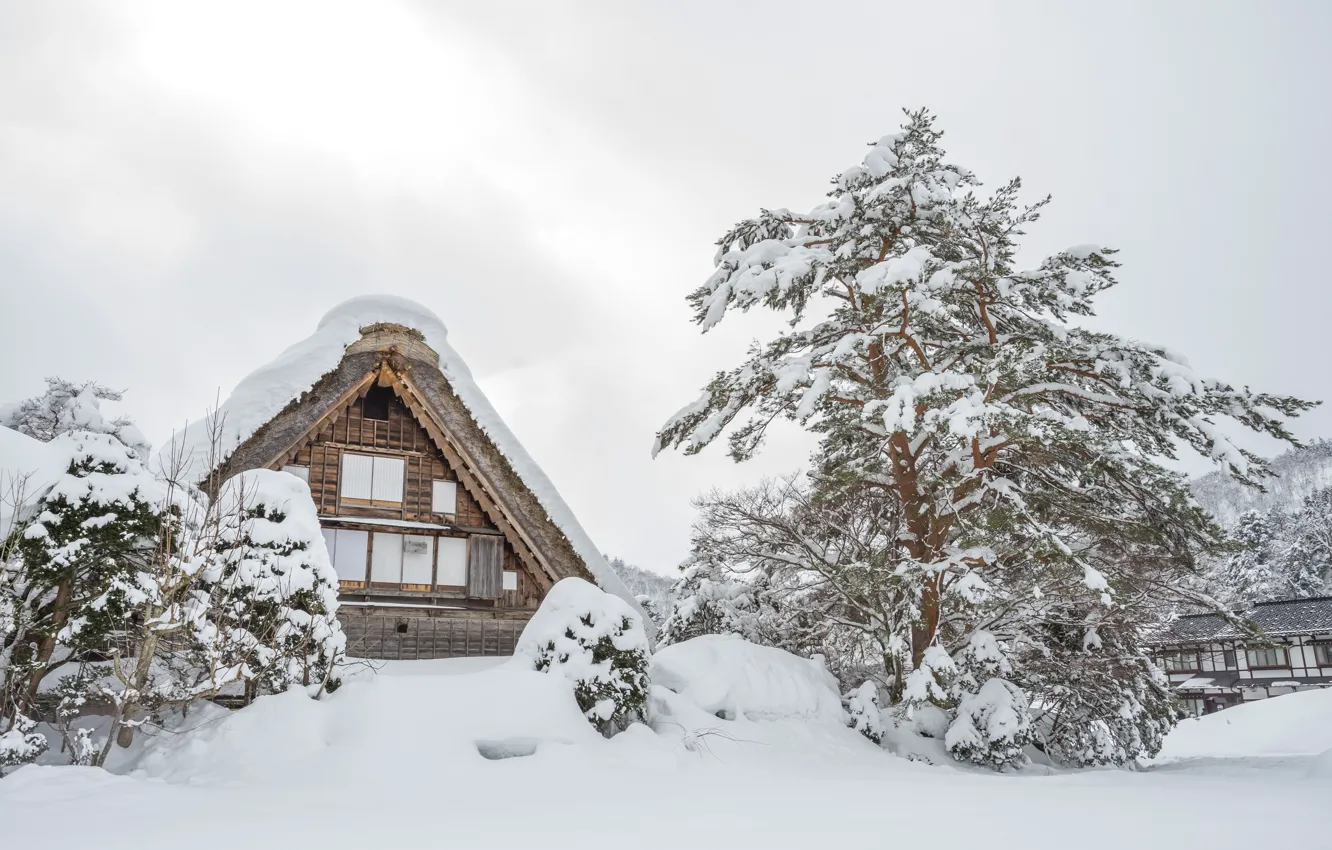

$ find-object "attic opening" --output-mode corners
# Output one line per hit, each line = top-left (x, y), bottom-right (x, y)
(363, 384), (394, 421)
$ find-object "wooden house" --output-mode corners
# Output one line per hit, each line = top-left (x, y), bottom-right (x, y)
(188, 302), (637, 661)
(1151, 597), (1332, 715)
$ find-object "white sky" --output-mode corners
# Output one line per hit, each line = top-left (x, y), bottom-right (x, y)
(2, 1), (1330, 575)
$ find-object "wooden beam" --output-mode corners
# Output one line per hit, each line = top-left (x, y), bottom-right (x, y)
(263, 369), (380, 471)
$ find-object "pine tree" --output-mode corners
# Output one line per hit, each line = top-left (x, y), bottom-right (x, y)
(654, 110), (1313, 767)
(2, 428), (165, 719)
(1213, 510), (1284, 603)
(657, 557), (770, 647)
(1277, 488), (1332, 596)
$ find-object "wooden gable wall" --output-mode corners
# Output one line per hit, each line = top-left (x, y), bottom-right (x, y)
(292, 392), (494, 527)
(284, 389), (542, 608)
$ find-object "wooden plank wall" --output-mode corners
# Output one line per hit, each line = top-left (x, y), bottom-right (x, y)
(293, 393), (491, 527)
(340, 609), (531, 659)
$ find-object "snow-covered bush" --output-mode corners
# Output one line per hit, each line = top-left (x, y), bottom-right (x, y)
(0, 712), (47, 777)
(515, 577), (650, 737)
(945, 679), (1033, 770)
(649, 634), (845, 724)
(202, 470), (345, 698)
(843, 681), (883, 745)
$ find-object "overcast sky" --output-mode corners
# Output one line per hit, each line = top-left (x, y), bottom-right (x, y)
(2, 1), (1330, 575)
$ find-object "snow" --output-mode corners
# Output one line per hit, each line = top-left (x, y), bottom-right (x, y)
(1, 655), (1327, 849)
(159, 295), (642, 617)
(0, 425), (68, 535)
(649, 634), (846, 723)
(1152, 687), (1332, 762)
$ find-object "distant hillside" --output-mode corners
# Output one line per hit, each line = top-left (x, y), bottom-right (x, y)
(1191, 439), (1332, 526)
(606, 556), (677, 621)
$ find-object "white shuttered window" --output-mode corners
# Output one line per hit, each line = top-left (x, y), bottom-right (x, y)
(372, 457), (405, 503)
(437, 536), (467, 586)
(371, 532), (404, 583)
(325, 528), (369, 585)
(402, 535), (434, 586)
(340, 453), (404, 505)
(432, 480), (458, 514)
(339, 454), (374, 500)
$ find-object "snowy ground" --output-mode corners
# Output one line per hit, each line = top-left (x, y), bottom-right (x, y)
(2, 659), (1328, 850)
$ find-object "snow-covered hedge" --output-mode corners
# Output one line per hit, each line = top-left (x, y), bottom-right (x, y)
(843, 681), (884, 745)
(648, 634), (845, 724)
(944, 678), (1034, 770)
(515, 578), (650, 737)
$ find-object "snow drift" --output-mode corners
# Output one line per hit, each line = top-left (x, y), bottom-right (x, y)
(1153, 687), (1332, 762)
(649, 634), (846, 724)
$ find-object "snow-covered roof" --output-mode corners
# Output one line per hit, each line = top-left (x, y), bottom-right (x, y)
(162, 295), (640, 613)
(1157, 596), (1332, 643)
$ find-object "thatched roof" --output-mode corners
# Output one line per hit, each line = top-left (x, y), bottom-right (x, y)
(170, 296), (640, 610)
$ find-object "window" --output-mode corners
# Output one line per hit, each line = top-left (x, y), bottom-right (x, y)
(322, 528), (369, 587)
(1245, 646), (1289, 669)
(1222, 649), (1237, 670)
(282, 464), (310, 484)
(1163, 651), (1199, 672)
(502, 571), (518, 592)
(371, 532), (404, 584)
(437, 536), (467, 587)
(340, 453), (404, 506)
(363, 385), (393, 421)
(432, 480), (458, 515)
(1313, 643), (1332, 667)
(402, 535), (433, 591)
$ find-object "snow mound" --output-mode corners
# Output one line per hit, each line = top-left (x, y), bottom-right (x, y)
(121, 663), (602, 785)
(159, 294), (641, 616)
(649, 634), (846, 724)
(516, 578), (648, 667)
(1154, 688), (1332, 762)
(0, 425), (68, 534)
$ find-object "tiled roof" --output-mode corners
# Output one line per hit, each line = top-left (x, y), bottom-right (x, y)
(1157, 596), (1332, 643)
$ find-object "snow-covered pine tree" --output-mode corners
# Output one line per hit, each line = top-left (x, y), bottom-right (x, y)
(654, 109), (1314, 766)
(1276, 488), (1332, 597)
(657, 557), (768, 647)
(1, 426), (166, 720)
(202, 469), (345, 699)
(1212, 510), (1285, 604)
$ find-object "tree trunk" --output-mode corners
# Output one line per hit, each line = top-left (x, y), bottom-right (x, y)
(21, 576), (73, 712)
